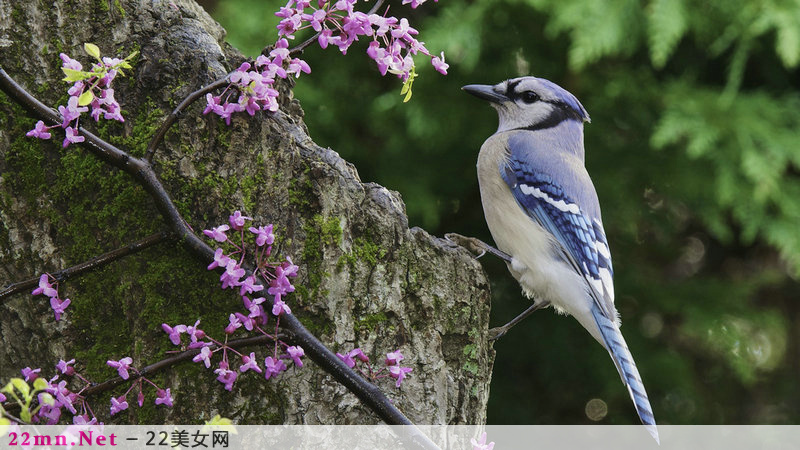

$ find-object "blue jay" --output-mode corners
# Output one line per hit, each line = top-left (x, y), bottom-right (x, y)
(461, 77), (658, 442)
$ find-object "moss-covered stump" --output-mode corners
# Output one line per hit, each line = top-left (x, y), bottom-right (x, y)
(0, 0), (493, 424)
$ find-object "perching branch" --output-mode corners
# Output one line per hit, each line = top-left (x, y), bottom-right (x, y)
(0, 66), (429, 436)
(0, 231), (172, 302)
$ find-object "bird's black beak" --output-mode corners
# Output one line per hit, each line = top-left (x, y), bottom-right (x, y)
(462, 84), (507, 104)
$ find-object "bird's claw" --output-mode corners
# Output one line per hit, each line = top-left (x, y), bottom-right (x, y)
(488, 326), (507, 341)
(445, 233), (489, 259)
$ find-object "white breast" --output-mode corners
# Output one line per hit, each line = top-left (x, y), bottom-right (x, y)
(476, 135), (604, 344)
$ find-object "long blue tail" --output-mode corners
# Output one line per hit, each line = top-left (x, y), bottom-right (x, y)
(591, 304), (659, 444)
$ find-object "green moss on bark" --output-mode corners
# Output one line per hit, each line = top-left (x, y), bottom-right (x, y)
(296, 214), (341, 304)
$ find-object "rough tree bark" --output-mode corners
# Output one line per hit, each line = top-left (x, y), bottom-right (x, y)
(0, 0), (494, 425)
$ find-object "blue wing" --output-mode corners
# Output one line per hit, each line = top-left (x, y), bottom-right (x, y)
(500, 154), (616, 319)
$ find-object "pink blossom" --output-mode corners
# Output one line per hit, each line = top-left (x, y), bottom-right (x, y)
(162, 323), (187, 345)
(471, 432), (495, 450)
(431, 51), (449, 75)
(272, 298), (291, 316)
(39, 404), (61, 424)
(56, 359), (76, 376)
(388, 365), (413, 387)
(286, 345), (305, 367)
(203, 224), (230, 242)
(58, 96), (88, 128)
(264, 356), (287, 380)
(110, 395), (128, 415)
(351, 348), (369, 362)
(234, 312), (255, 331)
(50, 297), (71, 321)
(385, 349), (404, 366)
(249, 225), (275, 247)
(59, 53), (83, 71)
(220, 259), (245, 289)
(193, 346), (213, 368)
(239, 352), (262, 373)
(62, 126), (85, 148)
(287, 58), (311, 77)
(214, 363), (237, 391)
(224, 313), (242, 334)
(32, 274), (58, 298)
(107, 356), (133, 380)
(155, 388), (174, 407)
(239, 275), (264, 296)
(203, 94), (224, 115)
(21, 367), (40, 381)
(186, 319), (205, 342)
(336, 348), (367, 368)
(26, 120), (52, 140)
(207, 248), (231, 270)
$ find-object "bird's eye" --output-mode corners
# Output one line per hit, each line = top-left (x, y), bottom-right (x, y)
(520, 91), (539, 104)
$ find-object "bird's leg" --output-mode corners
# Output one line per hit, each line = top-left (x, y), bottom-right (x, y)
(488, 300), (550, 341)
(445, 233), (548, 339)
(444, 233), (513, 263)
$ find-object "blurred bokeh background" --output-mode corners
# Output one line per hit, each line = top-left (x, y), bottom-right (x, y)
(198, 0), (800, 425)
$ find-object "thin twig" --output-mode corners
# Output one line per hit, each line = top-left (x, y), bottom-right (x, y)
(1, 231), (172, 302)
(143, 78), (229, 163)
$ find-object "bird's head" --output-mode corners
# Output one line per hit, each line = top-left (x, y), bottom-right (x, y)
(463, 76), (590, 133)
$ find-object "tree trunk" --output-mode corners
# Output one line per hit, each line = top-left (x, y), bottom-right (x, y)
(0, 0), (493, 425)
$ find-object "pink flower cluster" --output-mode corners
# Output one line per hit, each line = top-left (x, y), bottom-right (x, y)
(31, 273), (71, 321)
(336, 348), (413, 388)
(161, 212), (305, 391)
(104, 357), (174, 415)
(205, 0), (448, 122)
(26, 43), (136, 147)
(276, 0), (448, 80)
(106, 356), (173, 416)
(202, 42), (309, 124)
(7, 355), (171, 425)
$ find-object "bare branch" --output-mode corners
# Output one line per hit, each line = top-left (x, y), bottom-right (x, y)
(1, 231), (172, 302)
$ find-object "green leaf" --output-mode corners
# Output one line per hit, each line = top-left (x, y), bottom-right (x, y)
(84, 42), (101, 60)
(400, 67), (417, 103)
(204, 415), (232, 426)
(201, 415), (237, 435)
(32, 377), (49, 392)
(38, 393), (55, 406)
(647, 0), (688, 68)
(402, 87), (413, 103)
(775, 15), (800, 68)
(547, 0), (643, 70)
(78, 90), (94, 106)
(9, 378), (30, 399)
(20, 408), (31, 423)
(61, 67), (90, 82)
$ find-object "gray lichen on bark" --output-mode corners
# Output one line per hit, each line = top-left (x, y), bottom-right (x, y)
(0, 0), (493, 425)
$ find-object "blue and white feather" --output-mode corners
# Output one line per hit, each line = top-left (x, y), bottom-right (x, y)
(464, 77), (658, 443)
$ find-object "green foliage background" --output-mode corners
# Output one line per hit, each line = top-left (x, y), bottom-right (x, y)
(203, 0), (800, 424)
